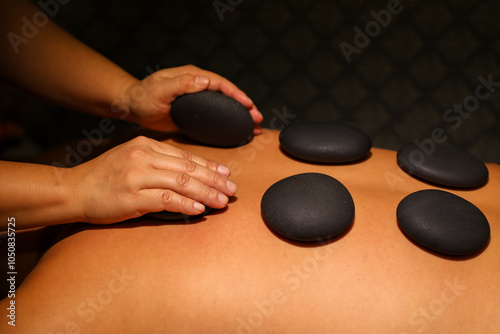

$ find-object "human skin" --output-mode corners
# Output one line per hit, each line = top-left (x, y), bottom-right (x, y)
(0, 0), (263, 230)
(1, 129), (498, 333)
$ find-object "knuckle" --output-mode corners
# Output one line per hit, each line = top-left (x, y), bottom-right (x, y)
(124, 136), (154, 161)
(161, 190), (175, 205)
(204, 187), (219, 202)
(127, 148), (146, 162)
(142, 75), (160, 92)
(145, 73), (160, 85)
(176, 75), (193, 90)
(177, 196), (189, 209)
(183, 64), (198, 71)
(184, 159), (197, 173)
(210, 171), (223, 186)
(132, 135), (149, 144)
(206, 160), (218, 172)
(176, 173), (191, 189)
(180, 150), (193, 161)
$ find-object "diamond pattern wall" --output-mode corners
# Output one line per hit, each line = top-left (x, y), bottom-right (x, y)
(0, 0), (499, 163)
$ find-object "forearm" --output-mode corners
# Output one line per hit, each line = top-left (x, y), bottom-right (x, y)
(0, 161), (81, 230)
(0, 0), (138, 119)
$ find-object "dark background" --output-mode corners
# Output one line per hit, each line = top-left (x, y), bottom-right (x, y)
(1, 0), (499, 163)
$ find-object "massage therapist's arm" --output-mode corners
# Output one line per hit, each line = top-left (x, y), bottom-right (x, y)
(0, 0), (262, 131)
(0, 0), (257, 230)
(0, 137), (237, 230)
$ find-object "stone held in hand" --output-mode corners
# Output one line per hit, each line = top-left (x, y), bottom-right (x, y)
(279, 122), (372, 163)
(397, 189), (490, 256)
(261, 172), (355, 242)
(397, 143), (489, 188)
(171, 91), (254, 148)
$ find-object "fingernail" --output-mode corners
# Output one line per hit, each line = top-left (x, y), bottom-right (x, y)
(218, 164), (231, 175)
(257, 111), (263, 120)
(195, 75), (210, 87)
(250, 109), (263, 123)
(254, 125), (263, 135)
(226, 180), (237, 194)
(218, 193), (228, 205)
(194, 202), (205, 212)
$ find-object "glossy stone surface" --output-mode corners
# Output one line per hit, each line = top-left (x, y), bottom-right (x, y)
(397, 189), (490, 256)
(261, 173), (355, 242)
(147, 207), (214, 221)
(171, 91), (254, 147)
(279, 122), (372, 163)
(397, 143), (489, 188)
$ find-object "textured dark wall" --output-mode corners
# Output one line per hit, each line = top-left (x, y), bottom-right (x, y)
(1, 0), (499, 163)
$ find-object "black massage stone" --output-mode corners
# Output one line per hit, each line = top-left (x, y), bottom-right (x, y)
(279, 122), (372, 163)
(397, 143), (489, 188)
(147, 207), (214, 221)
(397, 189), (490, 256)
(261, 173), (355, 242)
(171, 91), (254, 148)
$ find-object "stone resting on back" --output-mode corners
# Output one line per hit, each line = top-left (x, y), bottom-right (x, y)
(1, 93), (498, 333)
(165, 94), (491, 257)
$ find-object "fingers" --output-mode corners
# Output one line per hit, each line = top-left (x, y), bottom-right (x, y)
(214, 81), (264, 129)
(137, 137), (236, 212)
(181, 74), (211, 95)
(164, 73), (211, 99)
(142, 169), (232, 210)
(140, 189), (207, 216)
(156, 65), (264, 128)
(147, 153), (237, 198)
(147, 138), (230, 176)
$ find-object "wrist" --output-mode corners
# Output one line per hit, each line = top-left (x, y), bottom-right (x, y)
(58, 165), (87, 224)
(110, 77), (141, 123)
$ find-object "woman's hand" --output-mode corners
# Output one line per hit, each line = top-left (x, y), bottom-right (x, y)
(66, 136), (237, 224)
(118, 64), (263, 133)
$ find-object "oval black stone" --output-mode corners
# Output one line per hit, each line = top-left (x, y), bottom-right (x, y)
(147, 207), (214, 221)
(279, 122), (372, 163)
(261, 173), (355, 242)
(171, 91), (254, 148)
(397, 189), (490, 256)
(397, 143), (489, 188)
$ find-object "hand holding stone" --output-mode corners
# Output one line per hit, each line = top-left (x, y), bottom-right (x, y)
(121, 65), (263, 134)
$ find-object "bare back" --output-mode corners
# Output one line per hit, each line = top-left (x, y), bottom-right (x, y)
(2, 129), (499, 333)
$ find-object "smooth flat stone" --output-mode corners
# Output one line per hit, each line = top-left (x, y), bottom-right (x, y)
(397, 143), (489, 188)
(171, 91), (254, 148)
(261, 173), (354, 242)
(147, 207), (214, 222)
(397, 189), (490, 256)
(279, 122), (372, 163)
